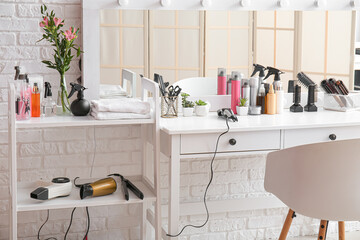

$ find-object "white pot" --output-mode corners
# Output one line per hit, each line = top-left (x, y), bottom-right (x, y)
(236, 106), (249, 116)
(195, 103), (210, 117)
(183, 107), (194, 117)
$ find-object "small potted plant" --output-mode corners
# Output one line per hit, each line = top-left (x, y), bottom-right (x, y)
(181, 93), (195, 117)
(195, 99), (210, 117)
(236, 98), (248, 116)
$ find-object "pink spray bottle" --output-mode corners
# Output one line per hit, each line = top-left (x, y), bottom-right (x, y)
(231, 74), (241, 114)
(217, 68), (227, 95)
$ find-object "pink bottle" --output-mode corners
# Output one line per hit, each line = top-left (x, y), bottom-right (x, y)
(217, 68), (227, 95)
(231, 74), (241, 114)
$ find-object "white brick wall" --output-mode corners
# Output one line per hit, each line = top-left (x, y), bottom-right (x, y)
(1, 1), (360, 239)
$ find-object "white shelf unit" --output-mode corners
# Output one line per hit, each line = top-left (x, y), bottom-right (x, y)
(7, 77), (161, 240)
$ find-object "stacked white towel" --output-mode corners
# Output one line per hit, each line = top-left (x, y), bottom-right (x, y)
(90, 98), (151, 120)
(99, 84), (127, 99)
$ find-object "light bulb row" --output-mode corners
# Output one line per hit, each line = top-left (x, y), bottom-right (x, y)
(118, 0), (360, 8)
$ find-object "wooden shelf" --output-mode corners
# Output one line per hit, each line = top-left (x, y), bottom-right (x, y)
(17, 180), (156, 212)
(16, 115), (154, 129)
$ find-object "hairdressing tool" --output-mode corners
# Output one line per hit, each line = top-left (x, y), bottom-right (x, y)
(31, 177), (72, 200)
(297, 72), (316, 88)
(288, 80), (296, 93)
(108, 174), (144, 200)
(77, 177), (117, 199)
(321, 80), (333, 94)
(304, 84), (317, 112)
(251, 64), (266, 93)
(328, 78), (343, 95)
(217, 108), (238, 122)
(290, 85), (303, 112)
(336, 80), (349, 95)
(168, 85), (181, 97)
(68, 82), (90, 116)
(264, 67), (284, 92)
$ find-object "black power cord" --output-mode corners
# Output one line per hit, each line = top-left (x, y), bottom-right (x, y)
(37, 209), (57, 240)
(167, 118), (230, 237)
(64, 207), (77, 240)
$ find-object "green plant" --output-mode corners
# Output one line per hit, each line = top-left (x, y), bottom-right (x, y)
(238, 98), (248, 107)
(183, 100), (195, 108)
(181, 92), (190, 107)
(195, 100), (207, 106)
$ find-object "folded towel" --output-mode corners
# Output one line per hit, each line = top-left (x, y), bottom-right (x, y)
(90, 109), (150, 120)
(91, 98), (150, 114)
(100, 84), (127, 98)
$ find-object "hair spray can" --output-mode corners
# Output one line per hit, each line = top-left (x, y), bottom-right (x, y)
(231, 75), (241, 114)
(217, 68), (227, 95)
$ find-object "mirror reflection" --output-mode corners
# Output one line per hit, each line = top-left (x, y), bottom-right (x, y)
(99, 10), (353, 96)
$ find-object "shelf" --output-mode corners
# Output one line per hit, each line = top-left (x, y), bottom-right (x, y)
(17, 180), (156, 212)
(15, 115), (154, 129)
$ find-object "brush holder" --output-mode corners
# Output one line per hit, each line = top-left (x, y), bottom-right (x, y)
(324, 93), (360, 112)
(161, 96), (178, 118)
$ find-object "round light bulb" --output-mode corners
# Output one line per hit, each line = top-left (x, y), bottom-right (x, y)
(240, 0), (251, 7)
(118, 0), (129, 6)
(278, 0), (290, 7)
(201, 0), (212, 7)
(314, 0), (327, 8)
(161, 0), (171, 7)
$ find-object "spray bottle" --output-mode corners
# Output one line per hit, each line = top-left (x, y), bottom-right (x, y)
(263, 67), (284, 93)
(251, 64), (266, 93)
(217, 68), (227, 95)
(68, 82), (90, 116)
(14, 66), (29, 120)
(42, 82), (56, 117)
(275, 81), (284, 114)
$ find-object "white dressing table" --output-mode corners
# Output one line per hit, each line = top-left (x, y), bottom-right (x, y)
(160, 110), (360, 238)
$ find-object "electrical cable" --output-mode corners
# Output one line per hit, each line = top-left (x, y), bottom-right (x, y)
(64, 207), (77, 240)
(37, 209), (57, 240)
(83, 207), (90, 240)
(167, 117), (230, 237)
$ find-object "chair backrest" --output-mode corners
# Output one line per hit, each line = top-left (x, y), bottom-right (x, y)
(174, 77), (217, 96)
(265, 138), (360, 221)
(122, 69), (136, 98)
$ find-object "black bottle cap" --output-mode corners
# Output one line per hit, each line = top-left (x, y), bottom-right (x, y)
(52, 177), (70, 183)
(44, 82), (52, 98)
(30, 187), (49, 200)
(80, 184), (93, 199)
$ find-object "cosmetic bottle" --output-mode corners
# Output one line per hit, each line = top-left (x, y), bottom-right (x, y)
(217, 68), (227, 95)
(42, 82), (56, 117)
(242, 81), (250, 107)
(31, 83), (41, 117)
(251, 64), (266, 93)
(249, 77), (258, 107)
(276, 82), (284, 114)
(14, 66), (29, 121)
(231, 74), (241, 114)
(227, 75), (232, 95)
(264, 83), (270, 114)
(19, 74), (31, 120)
(290, 85), (303, 112)
(257, 84), (266, 114)
(266, 84), (276, 115)
(263, 67), (284, 93)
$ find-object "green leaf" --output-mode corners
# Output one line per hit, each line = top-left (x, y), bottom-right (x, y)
(77, 47), (81, 57)
(44, 5), (47, 12)
(41, 5), (43, 14)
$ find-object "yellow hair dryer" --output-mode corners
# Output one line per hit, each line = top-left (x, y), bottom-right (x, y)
(79, 177), (117, 199)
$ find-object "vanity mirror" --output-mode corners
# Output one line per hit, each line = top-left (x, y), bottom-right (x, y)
(83, 3), (357, 100)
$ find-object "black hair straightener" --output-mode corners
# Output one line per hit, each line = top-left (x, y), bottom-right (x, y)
(108, 174), (144, 201)
(217, 108), (238, 122)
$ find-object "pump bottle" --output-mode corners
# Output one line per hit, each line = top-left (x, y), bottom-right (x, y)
(266, 84), (276, 115)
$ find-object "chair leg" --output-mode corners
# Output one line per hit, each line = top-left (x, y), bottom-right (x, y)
(338, 221), (345, 240)
(279, 209), (296, 240)
(318, 220), (329, 240)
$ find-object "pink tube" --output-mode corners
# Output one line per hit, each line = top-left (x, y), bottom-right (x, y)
(217, 76), (227, 95)
(231, 79), (241, 114)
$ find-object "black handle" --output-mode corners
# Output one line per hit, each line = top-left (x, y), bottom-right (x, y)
(329, 134), (336, 141)
(229, 139), (236, 146)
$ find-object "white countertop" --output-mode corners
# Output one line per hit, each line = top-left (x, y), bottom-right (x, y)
(160, 109), (360, 135)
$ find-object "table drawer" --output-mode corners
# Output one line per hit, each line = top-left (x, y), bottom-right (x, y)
(180, 130), (281, 154)
(284, 126), (360, 148)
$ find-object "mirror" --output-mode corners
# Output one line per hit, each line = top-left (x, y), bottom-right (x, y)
(99, 10), (354, 96)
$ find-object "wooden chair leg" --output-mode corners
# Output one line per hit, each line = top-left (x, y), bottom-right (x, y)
(318, 220), (329, 240)
(338, 221), (345, 240)
(279, 209), (296, 240)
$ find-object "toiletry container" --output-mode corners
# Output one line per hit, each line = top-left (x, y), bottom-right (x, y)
(217, 68), (227, 95)
(257, 84), (266, 114)
(227, 75), (232, 95)
(31, 82), (41, 117)
(42, 82), (56, 117)
(249, 77), (258, 107)
(28, 75), (44, 105)
(231, 75), (241, 114)
(242, 81), (250, 107)
(17, 74), (31, 120)
(276, 82), (284, 114)
(266, 84), (276, 115)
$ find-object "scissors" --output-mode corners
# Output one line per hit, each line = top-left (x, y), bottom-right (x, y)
(168, 85), (181, 97)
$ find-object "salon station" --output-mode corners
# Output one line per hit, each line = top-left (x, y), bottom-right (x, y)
(6, 0), (360, 239)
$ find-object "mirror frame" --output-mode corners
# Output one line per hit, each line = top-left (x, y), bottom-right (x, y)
(82, 0), (358, 100)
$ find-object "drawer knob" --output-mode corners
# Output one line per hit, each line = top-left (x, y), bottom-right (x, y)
(229, 139), (237, 145)
(329, 134), (337, 141)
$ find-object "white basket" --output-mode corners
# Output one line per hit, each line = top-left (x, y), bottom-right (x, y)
(323, 93), (360, 112)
